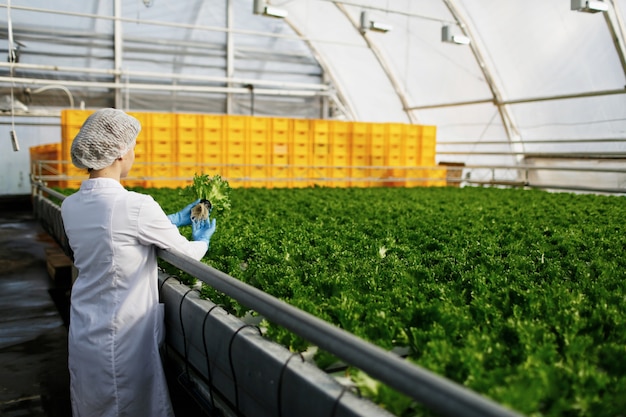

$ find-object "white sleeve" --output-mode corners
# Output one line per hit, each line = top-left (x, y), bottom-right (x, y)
(135, 195), (209, 261)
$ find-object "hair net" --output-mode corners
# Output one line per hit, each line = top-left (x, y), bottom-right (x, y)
(71, 108), (141, 170)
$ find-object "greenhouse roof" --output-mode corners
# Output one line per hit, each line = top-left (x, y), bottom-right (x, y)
(1, 0), (624, 144)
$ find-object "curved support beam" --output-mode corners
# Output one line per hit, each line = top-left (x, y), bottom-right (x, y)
(605, 0), (626, 81)
(336, 3), (418, 124)
(283, 17), (357, 120)
(441, 0), (525, 164)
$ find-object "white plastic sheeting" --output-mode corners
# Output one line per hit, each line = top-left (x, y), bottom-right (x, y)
(1, 0), (625, 195)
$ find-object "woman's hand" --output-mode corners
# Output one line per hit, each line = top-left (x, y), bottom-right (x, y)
(167, 199), (201, 227)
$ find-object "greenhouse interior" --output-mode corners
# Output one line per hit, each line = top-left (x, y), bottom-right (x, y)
(0, 1), (625, 417)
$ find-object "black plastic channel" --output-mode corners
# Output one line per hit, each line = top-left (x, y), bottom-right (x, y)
(159, 272), (391, 417)
(158, 248), (526, 417)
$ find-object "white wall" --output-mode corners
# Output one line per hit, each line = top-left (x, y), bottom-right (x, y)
(0, 116), (61, 196)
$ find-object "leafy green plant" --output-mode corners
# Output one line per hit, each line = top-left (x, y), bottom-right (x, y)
(184, 173), (232, 220)
(139, 186), (626, 417)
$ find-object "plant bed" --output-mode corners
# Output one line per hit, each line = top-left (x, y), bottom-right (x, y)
(63, 185), (626, 417)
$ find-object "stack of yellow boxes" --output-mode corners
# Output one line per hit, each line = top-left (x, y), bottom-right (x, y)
(270, 118), (290, 188)
(29, 142), (62, 186)
(30, 110), (446, 189)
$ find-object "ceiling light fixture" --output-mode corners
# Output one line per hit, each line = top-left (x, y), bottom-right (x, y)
(253, 0), (288, 18)
(441, 25), (470, 45)
(360, 11), (392, 34)
(571, 0), (609, 13)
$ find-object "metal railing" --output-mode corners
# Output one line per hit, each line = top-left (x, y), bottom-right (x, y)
(31, 159), (626, 195)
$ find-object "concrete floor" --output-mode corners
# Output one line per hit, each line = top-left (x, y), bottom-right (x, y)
(0, 198), (72, 417)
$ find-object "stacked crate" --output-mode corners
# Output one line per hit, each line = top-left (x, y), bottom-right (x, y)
(29, 143), (63, 187)
(125, 111), (150, 188)
(420, 125), (446, 186)
(385, 123), (406, 187)
(248, 117), (271, 188)
(147, 113), (176, 187)
(350, 122), (370, 187)
(224, 116), (247, 188)
(310, 120), (330, 187)
(291, 119), (311, 188)
(41, 110), (445, 190)
(172, 113), (201, 188)
(199, 114), (225, 179)
(270, 118), (291, 188)
(369, 123), (387, 187)
(328, 121), (351, 188)
(404, 125), (425, 187)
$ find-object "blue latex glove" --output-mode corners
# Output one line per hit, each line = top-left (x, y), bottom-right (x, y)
(167, 199), (200, 227)
(192, 218), (217, 246)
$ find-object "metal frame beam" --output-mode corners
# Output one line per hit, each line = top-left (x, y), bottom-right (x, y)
(441, 0), (524, 166)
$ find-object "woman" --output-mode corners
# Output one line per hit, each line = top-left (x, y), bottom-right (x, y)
(61, 108), (216, 417)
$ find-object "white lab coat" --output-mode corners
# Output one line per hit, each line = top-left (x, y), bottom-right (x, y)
(61, 178), (208, 417)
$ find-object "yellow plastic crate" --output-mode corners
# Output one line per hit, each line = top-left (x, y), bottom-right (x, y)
(173, 165), (197, 188)
(328, 151), (348, 166)
(387, 152), (404, 169)
(271, 118), (290, 145)
(370, 123), (386, 146)
(62, 109), (93, 127)
(405, 167), (430, 187)
(312, 142), (328, 156)
(151, 112), (175, 128)
(292, 142), (309, 157)
(311, 119), (329, 144)
(328, 152), (349, 188)
(270, 164), (291, 189)
(200, 114), (224, 167)
(249, 116), (269, 140)
(176, 140), (198, 155)
(249, 141), (269, 155)
(224, 153), (246, 188)
(177, 153), (197, 164)
(127, 112), (150, 155)
(148, 164), (175, 188)
(226, 140), (245, 155)
(420, 125), (437, 166)
(150, 153), (172, 163)
(201, 114), (224, 130)
(58, 111), (441, 190)
(370, 154), (386, 184)
(272, 143), (288, 156)
(225, 115), (248, 140)
(176, 113), (199, 129)
(421, 137), (437, 166)
(248, 153), (271, 188)
(149, 112), (175, 155)
(351, 122), (370, 146)
(291, 151), (310, 187)
(199, 150), (222, 167)
(271, 152), (290, 188)
(386, 123), (406, 166)
(350, 154), (370, 187)
(292, 119), (310, 145)
(329, 120), (351, 144)
(386, 123), (405, 147)
(310, 153), (329, 185)
(329, 120), (350, 162)
(427, 168), (447, 187)
(30, 143), (62, 187)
